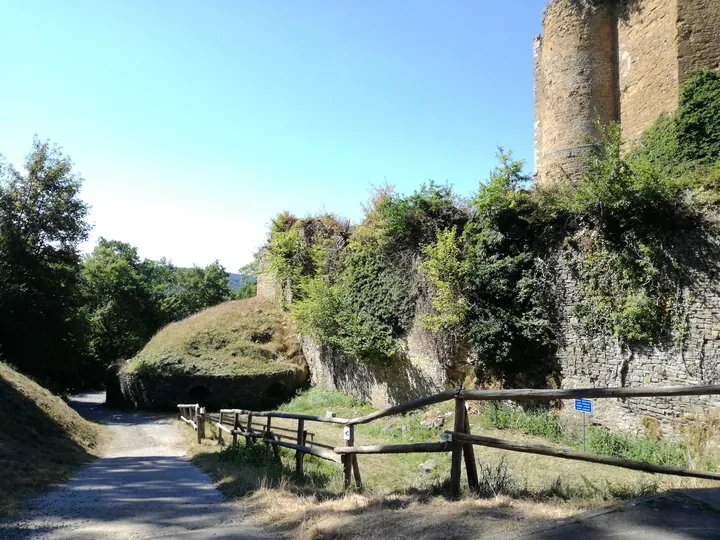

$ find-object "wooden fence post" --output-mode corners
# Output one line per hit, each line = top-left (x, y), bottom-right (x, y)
(351, 455), (362, 491)
(246, 413), (254, 446)
(343, 425), (354, 490)
(463, 407), (479, 491)
(197, 407), (205, 443)
(295, 419), (305, 475)
(450, 397), (465, 498)
(265, 416), (273, 457)
(217, 411), (224, 445)
(232, 412), (239, 447)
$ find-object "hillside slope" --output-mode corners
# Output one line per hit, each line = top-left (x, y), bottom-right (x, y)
(0, 363), (103, 516)
(124, 296), (305, 377)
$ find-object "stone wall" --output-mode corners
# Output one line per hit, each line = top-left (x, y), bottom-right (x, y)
(556, 230), (720, 436)
(535, 0), (720, 182)
(108, 367), (307, 411)
(618, 0), (679, 142)
(535, 0), (618, 183)
(256, 271), (472, 408)
(677, 0), (720, 77)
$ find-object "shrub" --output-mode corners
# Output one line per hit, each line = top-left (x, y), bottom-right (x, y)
(263, 70), (720, 382)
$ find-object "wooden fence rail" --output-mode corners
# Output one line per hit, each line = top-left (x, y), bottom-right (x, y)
(178, 383), (720, 497)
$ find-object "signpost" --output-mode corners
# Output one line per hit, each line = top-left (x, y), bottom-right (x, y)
(574, 398), (593, 451)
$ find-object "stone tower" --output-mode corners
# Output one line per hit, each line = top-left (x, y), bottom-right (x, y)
(534, 0), (720, 185)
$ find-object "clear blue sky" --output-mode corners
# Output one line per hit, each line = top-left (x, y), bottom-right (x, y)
(0, 0), (544, 271)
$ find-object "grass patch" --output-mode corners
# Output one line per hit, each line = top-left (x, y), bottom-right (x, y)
(0, 363), (104, 517)
(278, 387), (375, 418)
(477, 402), (699, 469)
(123, 297), (305, 377)
(187, 388), (717, 505)
(185, 388), (716, 538)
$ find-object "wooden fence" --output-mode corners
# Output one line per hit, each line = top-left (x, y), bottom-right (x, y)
(178, 384), (720, 497)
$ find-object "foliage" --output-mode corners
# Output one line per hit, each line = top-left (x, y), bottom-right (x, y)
(586, 428), (688, 468)
(479, 402), (689, 468)
(83, 239), (162, 367)
(232, 261), (258, 300)
(172, 261), (234, 320)
(268, 187), (448, 363)
(568, 237), (678, 345)
(461, 152), (554, 382)
(0, 139), (92, 390)
(479, 402), (566, 443)
(263, 69), (720, 382)
(417, 227), (469, 331)
(556, 122), (683, 233)
(631, 69), (720, 175)
(374, 180), (461, 247)
(675, 69), (720, 166)
(84, 241), (235, 370)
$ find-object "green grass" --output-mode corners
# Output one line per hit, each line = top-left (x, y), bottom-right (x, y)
(477, 402), (697, 469)
(278, 387), (375, 417)
(124, 297), (305, 377)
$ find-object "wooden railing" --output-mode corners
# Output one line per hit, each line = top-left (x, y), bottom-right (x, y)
(178, 384), (720, 497)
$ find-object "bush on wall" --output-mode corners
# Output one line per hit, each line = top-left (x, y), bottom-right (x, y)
(264, 70), (720, 385)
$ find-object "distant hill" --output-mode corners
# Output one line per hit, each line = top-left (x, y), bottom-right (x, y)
(176, 268), (255, 291)
(227, 272), (256, 291)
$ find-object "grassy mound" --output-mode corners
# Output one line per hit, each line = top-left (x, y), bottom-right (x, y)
(0, 363), (103, 516)
(124, 297), (305, 377)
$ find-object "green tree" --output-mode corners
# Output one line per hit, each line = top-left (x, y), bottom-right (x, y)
(0, 139), (91, 390)
(83, 239), (159, 366)
(233, 261), (258, 300)
(174, 261), (233, 318)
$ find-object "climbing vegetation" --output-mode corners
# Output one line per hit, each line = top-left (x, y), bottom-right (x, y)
(264, 70), (720, 385)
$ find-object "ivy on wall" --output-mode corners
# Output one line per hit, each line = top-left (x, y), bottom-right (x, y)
(264, 70), (720, 385)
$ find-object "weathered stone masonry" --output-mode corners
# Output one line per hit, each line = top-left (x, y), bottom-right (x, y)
(556, 231), (720, 436)
(535, 0), (720, 184)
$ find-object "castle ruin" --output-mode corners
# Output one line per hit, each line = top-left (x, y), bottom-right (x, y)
(534, 0), (720, 184)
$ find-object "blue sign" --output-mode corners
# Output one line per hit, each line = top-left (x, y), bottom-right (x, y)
(575, 398), (593, 413)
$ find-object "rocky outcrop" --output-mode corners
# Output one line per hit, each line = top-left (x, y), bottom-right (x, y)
(257, 271), (472, 408)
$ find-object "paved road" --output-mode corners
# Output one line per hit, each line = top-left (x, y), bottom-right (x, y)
(0, 393), (266, 539)
(489, 489), (720, 540)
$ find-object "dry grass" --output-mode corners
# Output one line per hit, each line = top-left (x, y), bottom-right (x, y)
(245, 486), (590, 539)
(182, 426), (594, 539)
(0, 363), (104, 517)
(180, 388), (720, 539)
(124, 297), (306, 377)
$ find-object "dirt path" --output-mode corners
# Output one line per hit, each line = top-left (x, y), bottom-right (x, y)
(0, 392), (266, 539)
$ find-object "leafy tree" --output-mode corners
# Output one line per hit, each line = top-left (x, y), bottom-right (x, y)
(173, 261), (233, 319)
(83, 239), (159, 366)
(233, 261), (258, 300)
(0, 139), (91, 390)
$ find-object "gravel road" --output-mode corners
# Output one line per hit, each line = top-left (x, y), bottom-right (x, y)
(0, 392), (266, 539)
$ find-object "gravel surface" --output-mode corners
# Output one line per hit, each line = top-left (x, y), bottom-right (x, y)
(0, 392), (266, 539)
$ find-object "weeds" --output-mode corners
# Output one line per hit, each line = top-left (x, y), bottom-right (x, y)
(475, 457), (515, 497)
(478, 402), (695, 469)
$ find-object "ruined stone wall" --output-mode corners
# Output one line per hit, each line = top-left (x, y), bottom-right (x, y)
(258, 270), (472, 407)
(535, 0), (618, 183)
(618, 0), (679, 142)
(556, 230), (720, 436)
